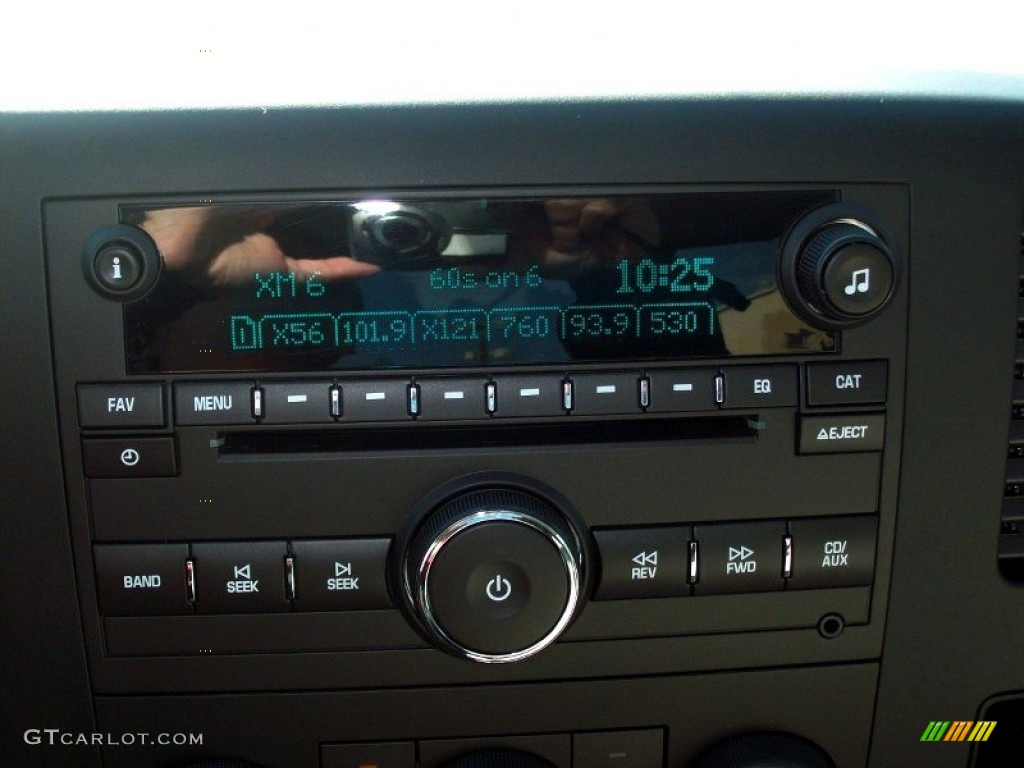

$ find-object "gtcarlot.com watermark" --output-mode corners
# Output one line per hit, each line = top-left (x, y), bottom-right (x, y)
(25, 729), (203, 747)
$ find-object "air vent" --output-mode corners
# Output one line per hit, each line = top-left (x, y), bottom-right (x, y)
(998, 222), (1024, 580)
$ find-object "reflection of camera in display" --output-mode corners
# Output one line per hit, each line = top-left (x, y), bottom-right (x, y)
(348, 201), (509, 270)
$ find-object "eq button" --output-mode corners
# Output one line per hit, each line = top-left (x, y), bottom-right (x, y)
(720, 365), (798, 409)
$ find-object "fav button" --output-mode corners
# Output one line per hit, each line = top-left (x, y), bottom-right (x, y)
(77, 382), (165, 429)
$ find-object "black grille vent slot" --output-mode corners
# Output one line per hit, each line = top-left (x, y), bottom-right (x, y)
(998, 221), (1024, 580)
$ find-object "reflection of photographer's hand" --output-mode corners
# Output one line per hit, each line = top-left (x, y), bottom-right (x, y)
(142, 207), (379, 289)
(543, 198), (660, 277)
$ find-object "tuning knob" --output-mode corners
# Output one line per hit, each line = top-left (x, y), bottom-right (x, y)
(781, 205), (899, 330)
(693, 732), (835, 768)
(442, 748), (556, 767)
(401, 479), (585, 663)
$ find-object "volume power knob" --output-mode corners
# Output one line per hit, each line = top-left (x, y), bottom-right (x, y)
(792, 219), (896, 328)
(402, 486), (584, 663)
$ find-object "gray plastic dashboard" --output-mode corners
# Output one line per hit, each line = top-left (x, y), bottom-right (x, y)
(1, 96), (1023, 767)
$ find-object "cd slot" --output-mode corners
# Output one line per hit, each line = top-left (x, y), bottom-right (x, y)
(218, 415), (760, 455)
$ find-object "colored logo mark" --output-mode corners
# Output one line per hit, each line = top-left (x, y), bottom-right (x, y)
(920, 721), (996, 742)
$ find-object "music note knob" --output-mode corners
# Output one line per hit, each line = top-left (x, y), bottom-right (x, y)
(793, 219), (896, 327)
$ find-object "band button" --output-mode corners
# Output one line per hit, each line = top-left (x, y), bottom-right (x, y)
(94, 544), (191, 616)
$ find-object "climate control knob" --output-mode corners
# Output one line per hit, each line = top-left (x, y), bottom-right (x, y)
(402, 483), (585, 663)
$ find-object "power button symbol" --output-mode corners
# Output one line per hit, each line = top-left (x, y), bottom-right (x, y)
(485, 574), (512, 602)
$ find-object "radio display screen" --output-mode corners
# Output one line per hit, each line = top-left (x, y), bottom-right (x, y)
(122, 191), (837, 373)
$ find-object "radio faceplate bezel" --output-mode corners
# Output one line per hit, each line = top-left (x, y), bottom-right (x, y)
(44, 182), (908, 695)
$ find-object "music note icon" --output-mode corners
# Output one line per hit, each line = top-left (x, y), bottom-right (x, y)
(844, 268), (870, 296)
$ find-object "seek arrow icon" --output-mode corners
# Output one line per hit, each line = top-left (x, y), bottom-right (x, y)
(728, 546), (754, 562)
(334, 562), (352, 577)
(632, 551), (658, 567)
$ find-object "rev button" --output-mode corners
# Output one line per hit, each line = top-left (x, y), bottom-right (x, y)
(593, 527), (691, 600)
